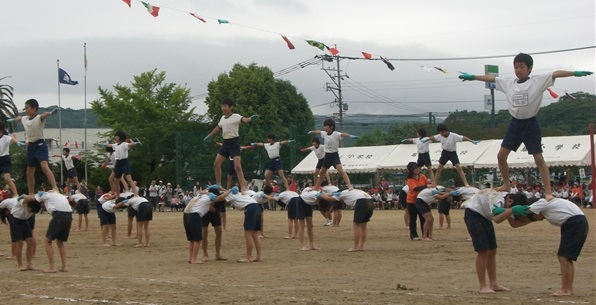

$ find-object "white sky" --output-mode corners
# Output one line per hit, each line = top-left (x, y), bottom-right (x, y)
(1, 0), (594, 117)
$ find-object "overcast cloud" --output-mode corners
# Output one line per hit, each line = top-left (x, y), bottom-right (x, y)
(1, 0), (594, 117)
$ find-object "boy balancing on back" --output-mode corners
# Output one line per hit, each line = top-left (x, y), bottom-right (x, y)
(459, 53), (592, 200)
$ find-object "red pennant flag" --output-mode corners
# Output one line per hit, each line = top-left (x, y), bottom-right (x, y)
(75, 141), (79, 149)
(362, 52), (372, 59)
(64, 141), (70, 147)
(281, 35), (295, 50)
(546, 88), (558, 99)
(142, 2), (160, 17)
(121, 0), (131, 7)
(329, 47), (339, 56)
(190, 13), (207, 23)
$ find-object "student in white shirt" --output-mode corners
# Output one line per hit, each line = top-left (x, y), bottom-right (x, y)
(70, 191), (89, 232)
(300, 137), (330, 188)
(200, 186), (227, 262)
(0, 197), (41, 271)
(274, 190), (300, 239)
(61, 147), (81, 195)
(251, 133), (293, 190)
(430, 123), (477, 188)
(115, 195), (152, 247)
(322, 189), (374, 251)
(402, 128), (435, 182)
(110, 130), (138, 198)
(183, 193), (216, 264)
(0, 122), (19, 198)
(296, 187), (321, 251)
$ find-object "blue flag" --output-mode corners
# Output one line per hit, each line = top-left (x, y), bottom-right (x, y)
(58, 68), (78, 85)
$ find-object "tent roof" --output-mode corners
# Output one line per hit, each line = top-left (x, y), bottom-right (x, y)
(291, 145), (397, 174)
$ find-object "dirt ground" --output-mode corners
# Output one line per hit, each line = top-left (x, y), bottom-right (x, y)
(0, 206), (593, 305)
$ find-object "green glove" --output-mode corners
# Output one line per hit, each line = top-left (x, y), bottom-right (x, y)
(492, 205), (506, 216)
(573, 71), (593, 77)
(511, 205), (529, 216)
(458, 73), (475, 81)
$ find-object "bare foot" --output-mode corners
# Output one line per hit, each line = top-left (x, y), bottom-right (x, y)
(347, 248), (358, 252)
(190, 260), (204, 264)
(74, 229), (80, 232)
(201, 256), (209, 262)
(551, 289), (572, 296)
(216, 256), (228, 261)
(436, 227), (444, 230)
(258, 235), (266, 239)
(26, 265), (35, 271)
(43, 269), (57, 273)
(299, 246), (311, 251)
(490, 284), (510, 292)
(478, 287), (496, 294)
(83, 228), (89, 231)
(283, 235), (292, 239)
(59, 268), (69, 272)
(310, 245), (320, 250)
(252, 258), (263, 262)
(422, 238), (433, 241)
(236, 258), (252, 263)
(103, 243), (111, 247)
(134, 244), (143, 248)
(112, 243), (121, 247)
(19, 266), (28, 271)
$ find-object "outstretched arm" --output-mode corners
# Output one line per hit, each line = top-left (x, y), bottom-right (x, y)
(307, 129), (321, 135)
(552, 70), (592, 79)
(459, 73), (496, 83)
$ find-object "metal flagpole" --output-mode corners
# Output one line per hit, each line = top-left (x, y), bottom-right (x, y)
(84, 43), (88, 182)
(57, 60), (63, 187)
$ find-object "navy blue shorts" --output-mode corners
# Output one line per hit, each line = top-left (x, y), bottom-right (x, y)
(76, 199), (90, 214)
(215, 201), (226, 213)
(66, 167), (77, 179)
(243, 203), (262, 231)
(331, 200), (343, 211)
(184, 213), (203, 241)
(501, 117), (542, 154)
(114, 159), (131, 179)
(438, 198), (450, 215)
(201, 210), (222, 227)
(296, 197), (313, 220)
(27, 139), (49, 167)
(438, 150), (460, 166)
(315, 158), (324, 170)
(353, 199), (374, 224)
(267, 158), (284, 171)
(46, 211), (72, 242)
(322, 152), (342, 169)
(218, 137), (241, 159)
(415, 198), (432, 215)
(0, 155), (12, 174)
(9, 215), (33, 242)
(318, 199), (331, 212)
(417, 152), (432, 167)
(137, 202), (153, 222)
(287, 197), (299, 220)
(127, 205), (137, 218)
(99, 207), (116, 225)
(464, 209), (496, 252)
(558, 215), (589, 261)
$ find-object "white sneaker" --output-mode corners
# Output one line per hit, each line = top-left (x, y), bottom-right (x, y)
(324, 219), (332, 226)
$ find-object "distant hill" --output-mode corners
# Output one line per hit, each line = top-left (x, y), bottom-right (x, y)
(34, 107), (104, 128)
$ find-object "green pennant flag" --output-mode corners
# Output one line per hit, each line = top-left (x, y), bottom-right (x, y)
(306, 40), (325, 51)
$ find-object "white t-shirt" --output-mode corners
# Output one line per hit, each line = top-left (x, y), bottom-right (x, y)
(300, 188), (319, 205)
(21, 115), (45, 142)
(528, 198), (584, 226)
(225, 192), (257, 210)
(321, 185), (339, 195)
(433, 132), (463, 152)
(401, 185), (409, 193)
(0, 134), (11, 157)
(413, 138), (430, 154)
(458, 186), (480, 201)
(464, 189), (507, 220)
(495, 73), (554, 120)
(98, 193), (113, 204)
(322, 131), (342, 153)
(149, 184), (158, 197)
(251, 191), (270, 204)
(125, 196), (149, 211)
(274, 191), (299, 205)
(184, 195), (211, 216)
(70, 193), (87, 202)
(335, 189), (371, 207)
(63, 155), (75, 170)
(11, 198), (33, 220)
(264, 142), (281, 159)
(37, 192), (72, 214)
(218, 113), (243, 139)
(308, 144), (325, 159)
(102, 200), (117, 213)
(417, 188), (437, 204)
(111, 142), (129, 160)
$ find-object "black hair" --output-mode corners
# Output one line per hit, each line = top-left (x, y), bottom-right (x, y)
(513, 53), (533, 69)
(0, 208), (8, 225)
(28, 200), (42, 214)
(267, 133), (276, 141)
(106, 146), (114, 153)
(321, 180), (329, 187)
(114, 130), (127, 142)
(208, 187), (221, 196)
(63, 147), (70, 153)
(406, 162), (418, 179)
(263, 185), (273, 195)
(417, 128), (427, 138)
(25, 99), (39, 111)
(505, 193), (528, 207)
(436, 123), (448, 132)
(323, 118), (336, 131)
(221, 97), (236, 107)
(312, 137), (320, 145)
(115, 197), (126, 204)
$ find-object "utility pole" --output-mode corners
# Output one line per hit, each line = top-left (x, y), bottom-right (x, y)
(321, 49), (348, 145)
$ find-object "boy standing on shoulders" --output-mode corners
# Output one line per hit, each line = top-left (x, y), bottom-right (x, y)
(430, 124), (477, 188)
(459, 53), (592, 200)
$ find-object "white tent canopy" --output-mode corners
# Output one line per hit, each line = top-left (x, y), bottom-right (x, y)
(291, 145), (397, 174)
(473, 135), (596, 169)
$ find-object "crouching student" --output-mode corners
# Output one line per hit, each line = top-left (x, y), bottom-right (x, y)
(495, 197), (589, 297)
(297, 186), (321, 251)
(321, 189), (374, 251)
(246, 186), (275, 238)
(97, 194), (120, 247)
(274, 190), (300, 239)
(69, 192), (90, 232)
(463, 188), (526, 293)
(200, 186), (227, 262)
(183, 192), (216, 264)
(23, 191), (72, 273)
(115, 196), (152, 247)
(214, 186), (262, 263)
(0, 196), (41, 271)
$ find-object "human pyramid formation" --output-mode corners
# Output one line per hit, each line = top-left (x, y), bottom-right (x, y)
(0, 54), (591, 297)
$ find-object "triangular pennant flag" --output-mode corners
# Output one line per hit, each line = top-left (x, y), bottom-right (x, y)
(121, 0), (131, 7)
(306, 40), (325, 51)
(380, 57), (395, 71)
(141, 2), (160, 17)
(64, 141), (70, 148)
(564, 91), (576, 100)
(217, 19), (230, 24)
(281, 35), (295, 50)
(434, 67), (448, 74)
(329, 47), (339, 56)
(362, 52), (372, 59)
(419, 65), (435, 73)
(546, 88), (558, 98)
(190, 13), (207, 23)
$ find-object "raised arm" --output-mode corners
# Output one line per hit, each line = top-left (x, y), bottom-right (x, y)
(458, 73), (496, 83)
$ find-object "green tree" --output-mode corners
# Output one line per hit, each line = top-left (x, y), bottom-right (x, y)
(91, 69), (197, 185)
(0, 76), (19, 131)
(204, 63), (314, 179)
